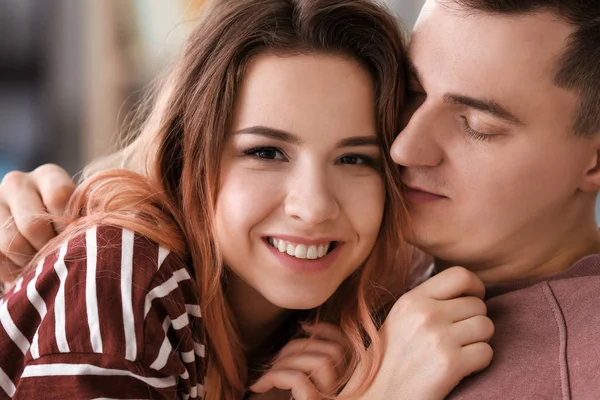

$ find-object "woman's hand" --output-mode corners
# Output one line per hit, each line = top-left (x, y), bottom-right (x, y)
(343, 266), (494, 400)
(249, 322), (349, 400)
(0, 164), (74, 282)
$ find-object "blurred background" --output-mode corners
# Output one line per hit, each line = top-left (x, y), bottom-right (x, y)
(0, 0), (208, 176)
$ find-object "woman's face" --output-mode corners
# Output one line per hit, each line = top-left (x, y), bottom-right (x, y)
(215, 53), (385, 310)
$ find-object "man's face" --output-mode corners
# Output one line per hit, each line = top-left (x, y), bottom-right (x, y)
(392, 1), (599, 273)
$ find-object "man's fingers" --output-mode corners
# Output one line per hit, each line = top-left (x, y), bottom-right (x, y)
(250, 370), (322, 400)
(270, 353), (338, 394)
(0, 206), (36, 270)
(450, 315), (495, 346)
(0, 165), (72, 284)
(442, 296), (487, 323)
(31, 164), (75, 232)
(420, 266), (486, 300)
(8, 186), (55, 251)
(461, 342), (494, 376)
(0, 254), (25, 283)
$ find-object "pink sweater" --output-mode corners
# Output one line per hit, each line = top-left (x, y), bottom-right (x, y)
(448, 254), (600, 399)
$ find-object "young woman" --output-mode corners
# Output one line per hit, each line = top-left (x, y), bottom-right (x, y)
(0, 0), (493, 399)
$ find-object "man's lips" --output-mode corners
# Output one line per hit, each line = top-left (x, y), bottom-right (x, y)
(403, 183), (448, 204)
(403, 183), (446, 198)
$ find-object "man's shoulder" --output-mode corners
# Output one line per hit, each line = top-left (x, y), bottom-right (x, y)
(542, 252), (600, 302)
(454, 257), (600, 400)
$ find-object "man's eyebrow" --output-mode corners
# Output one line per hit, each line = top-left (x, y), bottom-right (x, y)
(235, 126), (301, 144)
(235, 126), (379, 148)
(407, 58), (524, 126)
(443, 93), (525, 126)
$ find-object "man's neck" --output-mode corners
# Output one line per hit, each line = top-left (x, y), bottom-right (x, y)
(435, 220), (600, 285)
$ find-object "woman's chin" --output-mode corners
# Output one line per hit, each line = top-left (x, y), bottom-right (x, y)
(266, 288), (334, 311)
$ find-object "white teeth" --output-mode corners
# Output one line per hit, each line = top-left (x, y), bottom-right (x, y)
(286, 244), (295, 256)
(294, 244), (307, 259)
(277, 240), (287, 253)
(317, 244), (327, 258)
(306, 245), (318, 260)
(268, 238), (333, 260)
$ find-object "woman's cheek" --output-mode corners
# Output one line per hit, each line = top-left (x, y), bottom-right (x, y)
(337, 175), (386, 242)
(217, 167), (285, 228)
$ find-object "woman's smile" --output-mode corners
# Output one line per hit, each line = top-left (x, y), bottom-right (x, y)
(264, 236), (344, 273)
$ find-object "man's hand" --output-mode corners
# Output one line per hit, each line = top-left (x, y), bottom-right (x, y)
(249, 322), (348, 400)
(344, 266), (494, 399)
(0, 164), (74, 282)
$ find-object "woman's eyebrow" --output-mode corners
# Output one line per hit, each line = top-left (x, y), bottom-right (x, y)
(336, 136), (380, 148)
(235, 126), (301, 144)
(236, 126), (379, 148)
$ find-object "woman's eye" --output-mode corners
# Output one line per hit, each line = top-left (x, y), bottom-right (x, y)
(243, 147), (286, 161)
(337, 154), (377, 167)
(339, 155), (362, 164)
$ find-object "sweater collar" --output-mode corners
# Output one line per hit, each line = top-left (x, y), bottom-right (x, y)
(483, 253), (600, 299)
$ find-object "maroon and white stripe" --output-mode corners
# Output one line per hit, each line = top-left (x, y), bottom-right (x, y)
(0, 225), (204, 399)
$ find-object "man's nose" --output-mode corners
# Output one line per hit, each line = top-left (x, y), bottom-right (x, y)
(391, 106), (443, 168)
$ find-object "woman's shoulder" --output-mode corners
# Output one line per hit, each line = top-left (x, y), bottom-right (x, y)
(52, 224), (190, 289)
(0, 224), (205, 397)
(58, 224), (198, 323)
(7, 223), (198, 335)
(66, 223), (181, 265)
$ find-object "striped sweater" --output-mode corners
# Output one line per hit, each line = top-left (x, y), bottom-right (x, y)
(0, 225), (205, 399)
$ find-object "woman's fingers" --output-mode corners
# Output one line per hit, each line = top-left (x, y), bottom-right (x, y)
(442, 295), (488, 323)
(450, 315), (495, 346)
(302, 322), (347, 344)
(269, 352), (338, 394)
(419, 266), (486, 300)
(250, 369), (322, 400)
(273, 338), (346, 377)
(461, 341), (494, 376)
(359, 268), (494, 399)
(252, 323), (349, 398)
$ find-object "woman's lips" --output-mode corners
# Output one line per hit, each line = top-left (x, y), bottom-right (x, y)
(265, 238), (343, 273)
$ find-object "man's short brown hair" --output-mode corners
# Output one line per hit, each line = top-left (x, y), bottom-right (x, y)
(453, 0), (600, 136)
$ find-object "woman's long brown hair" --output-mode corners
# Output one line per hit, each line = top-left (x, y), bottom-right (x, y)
(33, 0), (410, 398)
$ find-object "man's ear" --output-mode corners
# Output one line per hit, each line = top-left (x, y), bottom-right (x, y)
(580, 138), (600, 192)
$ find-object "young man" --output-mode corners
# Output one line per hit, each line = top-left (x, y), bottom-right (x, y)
(391, 0), (600, 398)
(1, 0), (599, 398)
